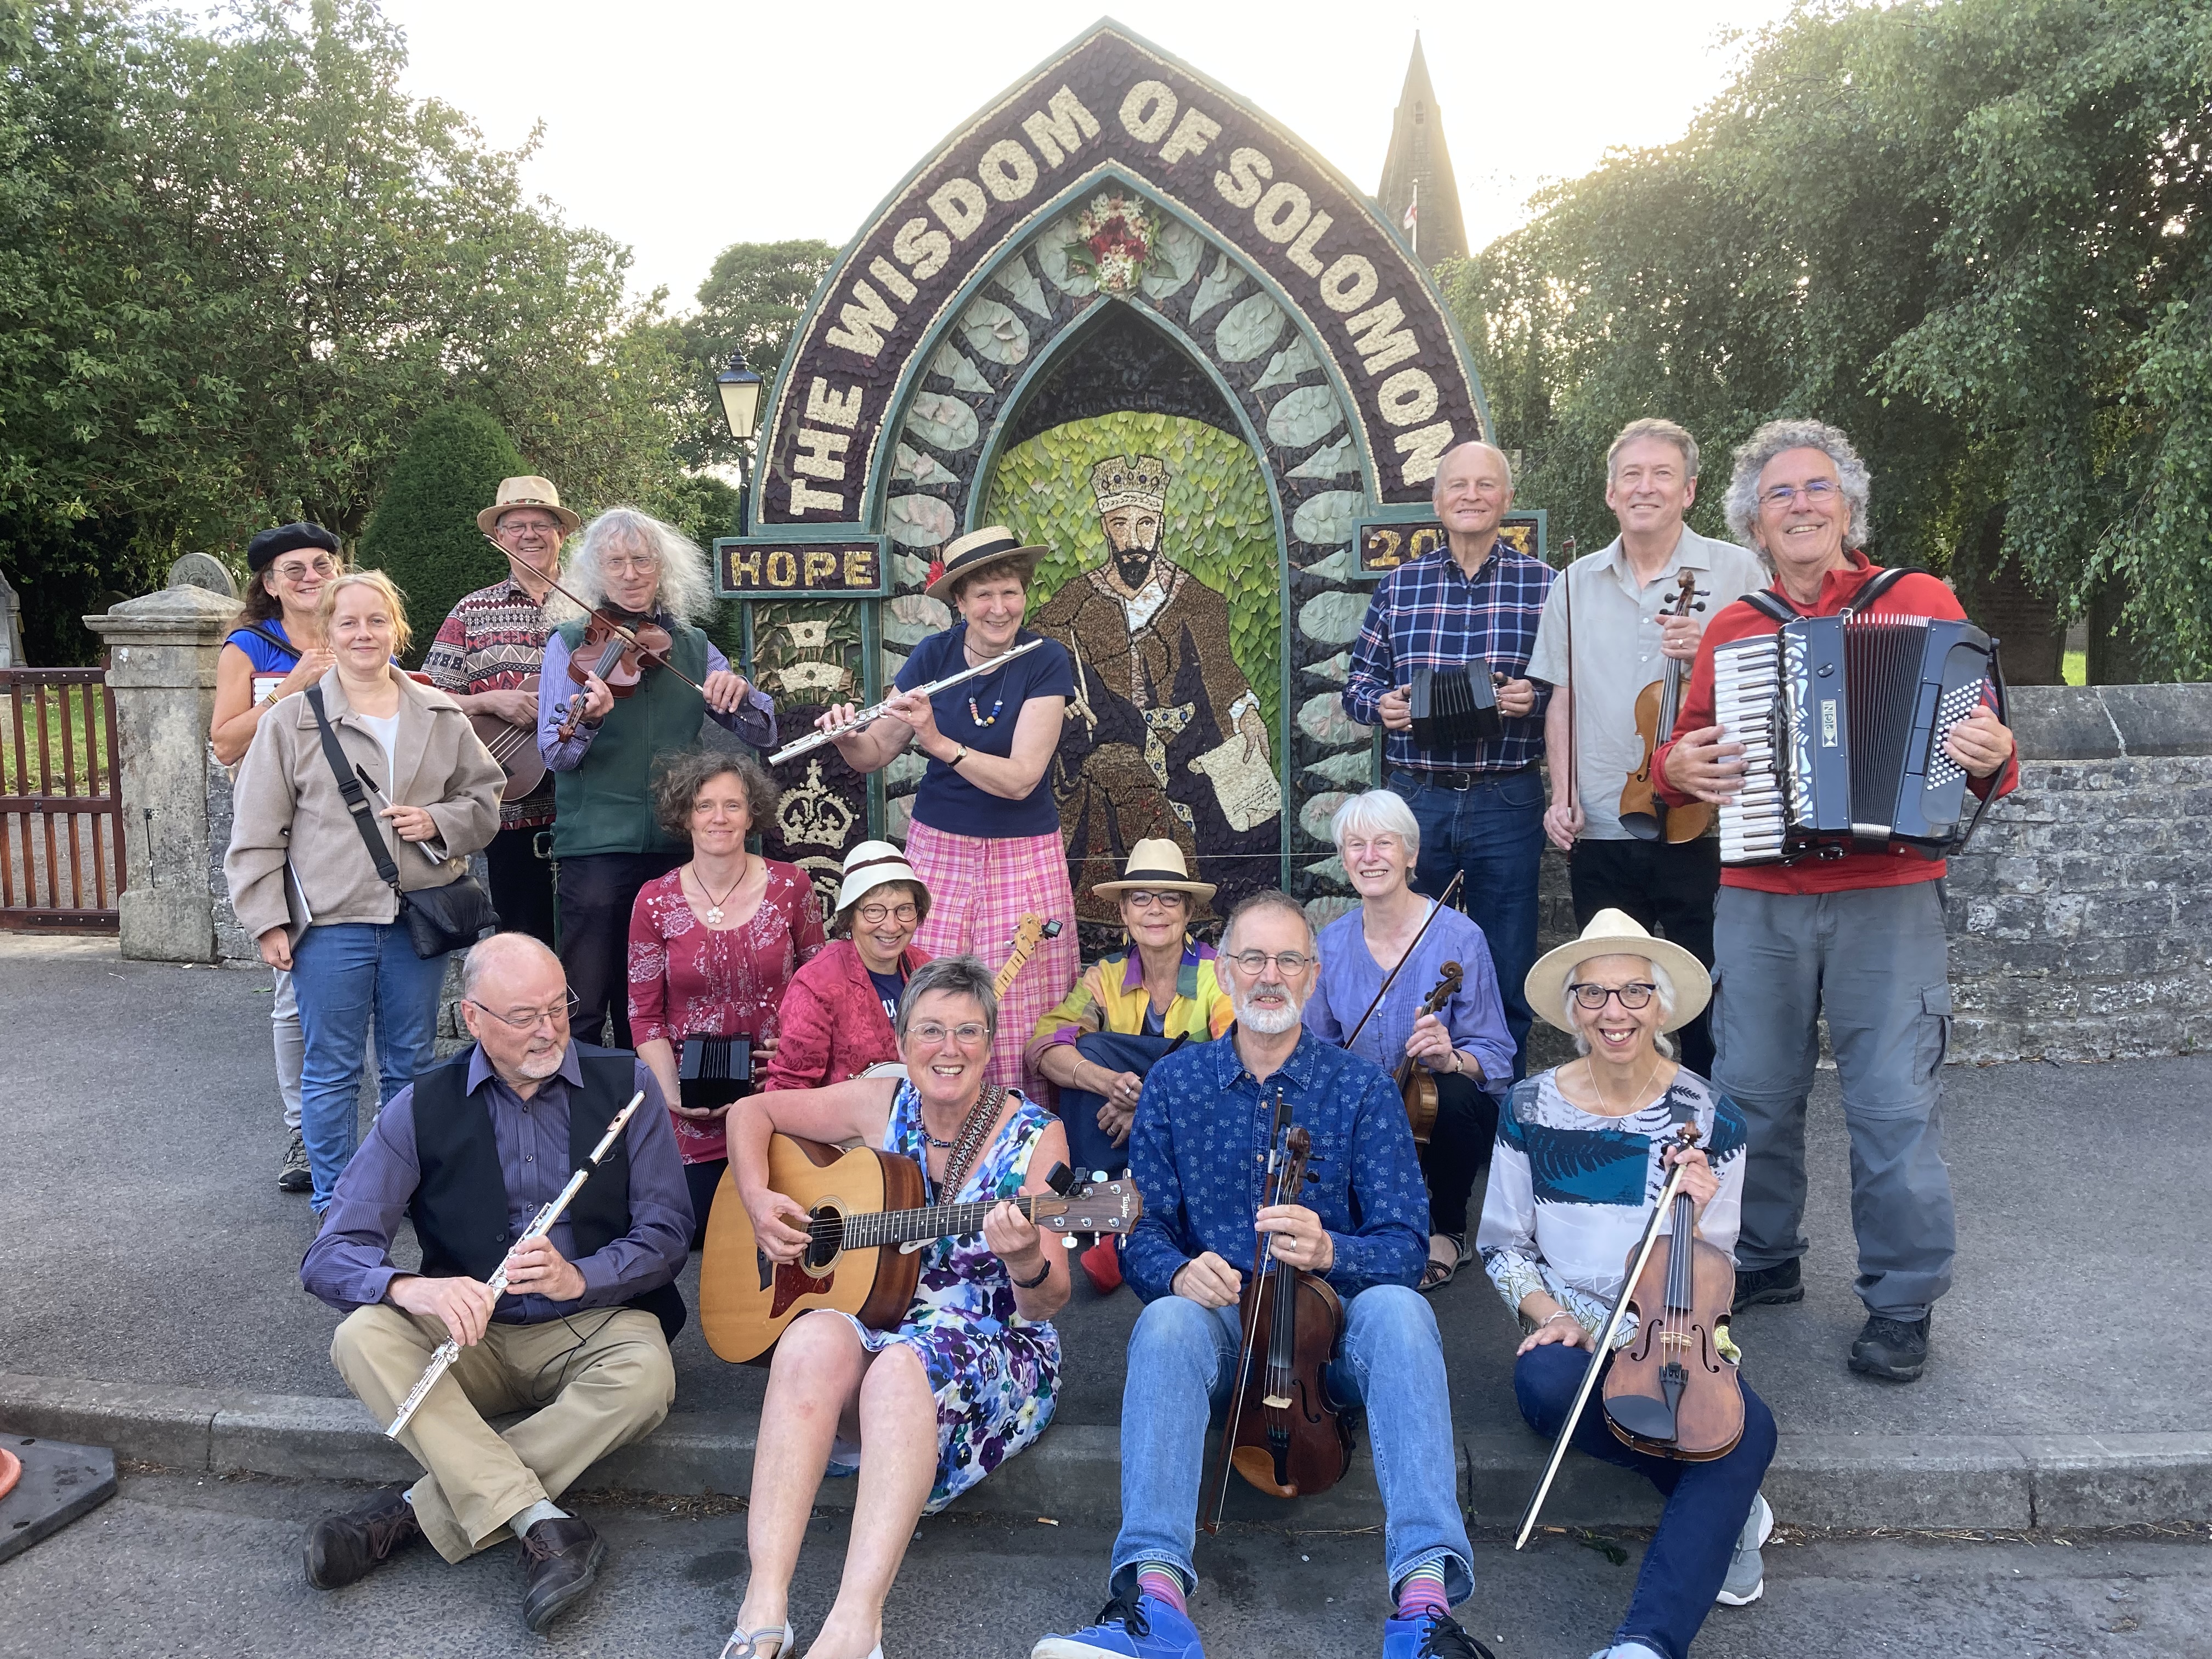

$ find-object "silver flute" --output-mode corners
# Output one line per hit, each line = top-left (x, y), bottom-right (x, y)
(383, 1090), (646, 1438)
(767, 635), (1045, 765)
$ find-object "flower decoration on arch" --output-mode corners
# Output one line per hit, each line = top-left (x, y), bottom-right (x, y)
(1065, 190), (1172, 296)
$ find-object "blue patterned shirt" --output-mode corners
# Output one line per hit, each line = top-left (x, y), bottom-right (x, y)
(1345, 537), (1556, 774)
(1123, 1025), (1429, 1304)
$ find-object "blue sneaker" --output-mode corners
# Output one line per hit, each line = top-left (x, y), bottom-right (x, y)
(1032, 1586), (1204, 1659)
(1382, 1610), (1497, 1658)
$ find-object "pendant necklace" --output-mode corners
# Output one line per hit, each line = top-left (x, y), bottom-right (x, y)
(694, 856), (748, 927)
(1587, 1054), (1663, 1116)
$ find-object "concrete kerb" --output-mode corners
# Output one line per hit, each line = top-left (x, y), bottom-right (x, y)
(5, 1370), (2205, 1534)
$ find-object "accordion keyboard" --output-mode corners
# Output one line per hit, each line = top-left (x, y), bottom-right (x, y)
(1711, 635), (1788, 864)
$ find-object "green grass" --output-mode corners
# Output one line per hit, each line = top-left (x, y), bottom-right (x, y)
(1, 686), (112, 795)
(2063, 650), (2086, 686)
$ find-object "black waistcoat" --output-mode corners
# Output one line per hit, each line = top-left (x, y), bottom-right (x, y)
(408, 1043), (685, 1340)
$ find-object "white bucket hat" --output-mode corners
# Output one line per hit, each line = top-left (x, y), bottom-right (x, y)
(835, 839), (929, 916)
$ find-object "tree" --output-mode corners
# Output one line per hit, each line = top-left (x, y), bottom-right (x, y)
(357, 405), (527, 663)
(674, 239), (839, 472)
(1450, 0), (2211, 681)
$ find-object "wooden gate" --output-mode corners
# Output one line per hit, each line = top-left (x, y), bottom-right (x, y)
(1, 668), (125, 931)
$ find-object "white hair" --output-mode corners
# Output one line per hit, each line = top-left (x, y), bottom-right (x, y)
(555, 506), (715, 627)
(1722, 418), (1872, 550)
(1563, 956), (1678, 1060)
(1329, 788), (1421, 865)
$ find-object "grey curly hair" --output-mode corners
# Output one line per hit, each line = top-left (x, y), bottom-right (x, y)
(554, 506), (715, 627)
(1722, 418), (1873, 551)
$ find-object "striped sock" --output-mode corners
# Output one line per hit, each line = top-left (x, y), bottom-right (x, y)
(1135, 1565), (1187, 1616)
(1393, 1562), (1449, 1621)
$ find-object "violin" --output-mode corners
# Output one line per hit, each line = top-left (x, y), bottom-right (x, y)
(1601, 1123), (1743, 1460)
(1392, 961), (1463, 1145)
(1619, 569), (1712, 843)
(1200, 1102), (1353, 1531)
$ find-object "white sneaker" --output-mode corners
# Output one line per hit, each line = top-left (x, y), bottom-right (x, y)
(1589, 1644), (1665, 1659)
(1714, 1490), (1774, 1606)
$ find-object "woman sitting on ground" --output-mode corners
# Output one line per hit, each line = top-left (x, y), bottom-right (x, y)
(758, 839), (932, 1092)
(627, 748), (823, 1247)
(1476, 910), (1775, 1659)
(719, 956), (1070, 1659)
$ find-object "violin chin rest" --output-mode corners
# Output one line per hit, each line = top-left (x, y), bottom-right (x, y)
(1604, 1393), (1678, 1446)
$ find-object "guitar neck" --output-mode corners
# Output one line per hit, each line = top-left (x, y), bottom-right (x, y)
(838, 1193), (1047, 1252)
(991, 950), (1032, 1000)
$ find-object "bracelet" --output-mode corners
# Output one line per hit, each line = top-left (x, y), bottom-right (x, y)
(1539, 1308), (1579, 1328)
(1009, 1256), (1052, 1289)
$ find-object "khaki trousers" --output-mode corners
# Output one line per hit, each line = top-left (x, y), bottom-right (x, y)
(331, 1303), (675, 1563)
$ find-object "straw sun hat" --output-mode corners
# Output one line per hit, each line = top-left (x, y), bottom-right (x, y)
(1090, 838), (1216, 909)
(477, 476), (581, 538)
(923, 525), (1047, 604)
(1523, 909), (1711, 1034)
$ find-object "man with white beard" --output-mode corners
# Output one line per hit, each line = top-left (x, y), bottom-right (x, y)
(1032, 893), (1493, 1659)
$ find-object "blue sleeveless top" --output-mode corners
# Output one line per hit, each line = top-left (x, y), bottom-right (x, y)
(223, 617), (300, 673)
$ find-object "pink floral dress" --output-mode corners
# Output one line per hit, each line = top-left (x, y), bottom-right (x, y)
(627, 860), (825, 1163)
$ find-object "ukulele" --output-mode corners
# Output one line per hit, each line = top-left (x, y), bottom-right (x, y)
(1619, 569), (1712, 843)
(697, 1136), (1142, 1363)
(856, 914), (1063, 1081)
(1393, 961), (1464, 1144)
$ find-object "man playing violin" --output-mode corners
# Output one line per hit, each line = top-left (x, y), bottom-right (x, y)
(537, 507), (776, 1050)
(1526, 420), (1765, 1078)
(1033, 892), (1491, 1659)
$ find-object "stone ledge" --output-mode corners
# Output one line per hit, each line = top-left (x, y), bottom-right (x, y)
(2007, 684), (2212, 762)
(6, 1371), (2205, 1533)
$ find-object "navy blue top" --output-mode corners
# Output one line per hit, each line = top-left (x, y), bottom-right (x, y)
(866, 967), (907, 1024)
(894, 624), (1074, 839)
(223, 617), (300, 673)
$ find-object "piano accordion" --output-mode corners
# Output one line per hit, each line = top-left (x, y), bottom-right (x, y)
(678, 1035), (753, 1114)
(1409, 661), (1501, 752)
(1711, 614), (2002, 865)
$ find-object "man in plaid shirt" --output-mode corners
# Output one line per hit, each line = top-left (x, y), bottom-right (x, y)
(1345, 442), (1554, 1074)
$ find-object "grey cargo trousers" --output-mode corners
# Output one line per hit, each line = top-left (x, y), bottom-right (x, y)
(1712, 880), (1956, 1320)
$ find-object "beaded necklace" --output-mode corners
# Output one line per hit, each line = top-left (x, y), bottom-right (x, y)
(963, 633), (1012, 728)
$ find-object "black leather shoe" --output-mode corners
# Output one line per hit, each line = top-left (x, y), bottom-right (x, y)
(303, 1485), (422, 1589)
(521, 1515), (607, 1633)
(1850, 1313), (1931, 1381)
(1731, 1258), (1803, 1312)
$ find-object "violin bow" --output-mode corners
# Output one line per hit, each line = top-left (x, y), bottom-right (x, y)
(1562, 540), (1578, 837)
(481, 534), (711, 697)
(1199, 1086), (1294, 1535)
(1341, 867), (1465, 1051)
(1512, 1123), (1700, 1549)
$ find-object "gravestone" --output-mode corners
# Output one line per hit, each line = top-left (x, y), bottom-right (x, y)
(166, 552), (239, 600)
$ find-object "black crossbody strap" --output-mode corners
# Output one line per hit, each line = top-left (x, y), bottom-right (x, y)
(235, 622), (300, 664)
(304, 685), (402, 896)
(1746, 563), (1919, 627)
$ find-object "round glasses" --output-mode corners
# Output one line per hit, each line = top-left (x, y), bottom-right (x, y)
(1567, 982), (1657, 1011)
(1226, 950), (1314, 977)
(857, 902), (920, 926)
(271, 557), (340, 585)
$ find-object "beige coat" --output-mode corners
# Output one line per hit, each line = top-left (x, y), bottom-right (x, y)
(226, 668), (505, 942)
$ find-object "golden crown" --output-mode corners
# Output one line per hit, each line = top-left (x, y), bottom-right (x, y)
(1091, 454), (1169, 514)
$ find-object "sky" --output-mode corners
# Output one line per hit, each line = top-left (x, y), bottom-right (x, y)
(364, 0), (1799, 314)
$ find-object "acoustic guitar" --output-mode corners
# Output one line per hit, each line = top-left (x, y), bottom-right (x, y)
(467, 672), (547, 800)
(698, 1135), (1142, 1364)
(856, 912), (1063, 1082)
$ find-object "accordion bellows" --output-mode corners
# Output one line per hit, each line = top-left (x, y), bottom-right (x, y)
(1712, 614), (1999, 864)
(678, 1035), (753, 1113)
(1409, 661), (1502, 753)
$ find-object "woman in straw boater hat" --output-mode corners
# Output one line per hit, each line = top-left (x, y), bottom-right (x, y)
(1474, 911), (1777, 1659)
(759, 839), (935, 1092)
(1025, 839), (1235, 1291)
(812, 526), (1080, 1103)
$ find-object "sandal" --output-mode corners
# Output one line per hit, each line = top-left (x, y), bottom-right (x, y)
(1419, 1233), (1469, 1294)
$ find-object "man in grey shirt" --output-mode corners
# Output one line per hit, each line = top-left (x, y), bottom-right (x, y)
(1525, 420), (1767, 1076)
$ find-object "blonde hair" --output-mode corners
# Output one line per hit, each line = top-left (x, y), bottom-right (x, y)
(317, 569), (413, 655)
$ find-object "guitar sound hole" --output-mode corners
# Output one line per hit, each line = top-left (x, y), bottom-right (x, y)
(805, 1207), (843, 1271)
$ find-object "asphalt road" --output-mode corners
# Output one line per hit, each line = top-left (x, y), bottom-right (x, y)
(0, 1469), (2204, 1659)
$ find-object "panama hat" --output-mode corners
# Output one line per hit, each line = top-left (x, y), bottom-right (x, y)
(835, 840), (929, 916)
(1091, 838), (1216, 909)
(1524, 909), (1711, 1034)
(477, 476), (582, 538)
(923, 524), (1047, 603)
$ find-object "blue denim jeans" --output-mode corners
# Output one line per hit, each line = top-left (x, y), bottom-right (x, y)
(1515, 1344), (1777, 1659)
(1389, 765), (1546, 1079)
(289, 922), (451, 1212)
(1109, 1284), (1474, 1605)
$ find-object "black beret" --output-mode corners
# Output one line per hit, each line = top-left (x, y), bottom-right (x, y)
(246, 521), (342, 573)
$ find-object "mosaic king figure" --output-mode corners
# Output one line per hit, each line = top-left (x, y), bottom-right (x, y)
(1036, 453), (1279, 923)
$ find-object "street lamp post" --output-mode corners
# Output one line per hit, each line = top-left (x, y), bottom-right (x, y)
(716, 349), (765, 536)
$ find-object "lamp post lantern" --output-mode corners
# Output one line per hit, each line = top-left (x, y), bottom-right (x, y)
(716, 349), (765, 537)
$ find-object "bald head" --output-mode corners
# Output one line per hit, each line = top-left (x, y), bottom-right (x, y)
(460, 933), (573, 1089)
(462, 932), (563, 1002)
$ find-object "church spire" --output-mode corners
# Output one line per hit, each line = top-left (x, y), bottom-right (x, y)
(1376, 32), (1468, 266)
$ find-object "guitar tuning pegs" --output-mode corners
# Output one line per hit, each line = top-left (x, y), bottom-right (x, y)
(1063, 1235), (1081, 1249)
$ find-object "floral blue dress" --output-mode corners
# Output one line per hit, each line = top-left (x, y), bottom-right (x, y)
(822, 1081), (1062, 1513)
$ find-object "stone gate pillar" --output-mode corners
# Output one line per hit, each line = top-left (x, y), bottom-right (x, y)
(82, 585), (238, 961)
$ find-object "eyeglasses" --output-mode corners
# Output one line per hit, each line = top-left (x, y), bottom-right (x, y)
(466, 991), (580, 1031)
(271, 557), (340, 584)
(1760, 479), (1839, 509)
(857, 902), (920, 925)
(1226, 950), (1315, 977)
(907, 1021), (990, 1047)
(1338, 836), (1404, 859)
(1567, 982), (1657, 1011)
(1121, 890), (1188, 910)
(498, 518), (561, 538)
(603, 555), (659, 576)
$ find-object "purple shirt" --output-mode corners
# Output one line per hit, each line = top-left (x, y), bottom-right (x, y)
(535, 628), (777, 770)
(300, 1043), (692, 1322)
(1302, 903), (1515, 1090)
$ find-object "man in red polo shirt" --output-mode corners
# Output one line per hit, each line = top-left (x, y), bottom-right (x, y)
(1655, 419), (2017, 1384)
